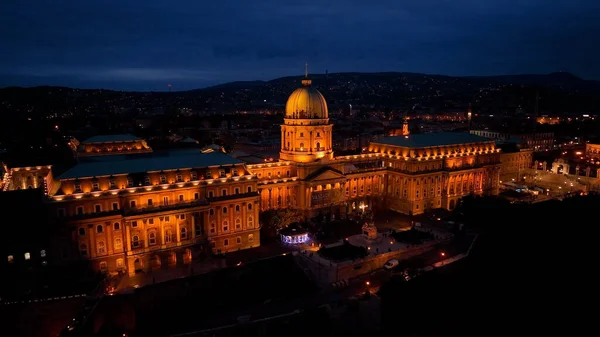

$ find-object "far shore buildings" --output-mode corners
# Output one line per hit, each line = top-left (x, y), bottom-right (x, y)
(0, 72), (533, 276)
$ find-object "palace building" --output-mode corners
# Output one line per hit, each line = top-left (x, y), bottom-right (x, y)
(247, 72), (502, 218)
(1, 70), (518, 276)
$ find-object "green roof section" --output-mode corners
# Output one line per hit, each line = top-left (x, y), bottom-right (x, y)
(58, 150), (243, 180)
(82, 134), (142, 144)
(372, 132), (493, 149)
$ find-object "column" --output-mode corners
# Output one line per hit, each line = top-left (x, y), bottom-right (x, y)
(125, 223), (132, 251)
(191, 214), (197, 236)
(88, 227), (96, 258)
(160, 218), (166, 248)
(106, 221), (114, 255)
(142, 222), (149, 248)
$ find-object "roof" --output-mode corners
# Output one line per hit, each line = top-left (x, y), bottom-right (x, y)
(285, 82), (328, 119)
(82, 134), (142, 144)
(371, 132), (493, 149)
(58, 150), (243, 180)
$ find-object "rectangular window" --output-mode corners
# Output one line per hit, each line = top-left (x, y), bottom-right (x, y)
(76, 206), (84, 215)
(57, 208), (66, 217)
(112, 202), (119, 210)
(194, 192), (199, 200)
(179, 194), (184, 202)
(148, 198), (153, 206)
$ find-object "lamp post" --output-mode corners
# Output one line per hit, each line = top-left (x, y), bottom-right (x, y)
(440, 252), (446, 266)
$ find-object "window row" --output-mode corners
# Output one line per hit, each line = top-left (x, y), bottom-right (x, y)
(79, 222), (121, 236)
(209, 203), (253, 216)
(209, 216), (255, 234)
(215, 234), (255, 247)
(207, 186), (253, 198)
(7, 250), (46, 263)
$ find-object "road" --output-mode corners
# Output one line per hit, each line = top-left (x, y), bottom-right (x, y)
(333, 233), (475, 298)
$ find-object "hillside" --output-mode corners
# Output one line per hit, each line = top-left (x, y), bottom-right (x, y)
(1, 72), (599, 114)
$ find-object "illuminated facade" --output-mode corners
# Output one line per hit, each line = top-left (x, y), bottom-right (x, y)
(43, 147), (260, 276)
(247, 74), (503, 218)
(499, 150), (534, 182)
(1, 73), (516, 276)
(74, 134), (152, 157)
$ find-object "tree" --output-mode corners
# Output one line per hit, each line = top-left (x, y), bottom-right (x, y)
(260, 209), (303, 242)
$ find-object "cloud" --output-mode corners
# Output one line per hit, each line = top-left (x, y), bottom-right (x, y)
(0, 0), (599, 90)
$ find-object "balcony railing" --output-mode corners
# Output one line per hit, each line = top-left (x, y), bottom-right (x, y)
(207, 191), (259, 202)
(63, 209), (122, 221)
(124, 199), (209, 215)
(131, 240), (145, 250)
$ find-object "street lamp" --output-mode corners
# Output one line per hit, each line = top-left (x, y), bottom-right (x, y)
(440, 252), (446, 266)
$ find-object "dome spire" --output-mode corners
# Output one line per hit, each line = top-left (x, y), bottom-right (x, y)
(302, 62), (312, 86)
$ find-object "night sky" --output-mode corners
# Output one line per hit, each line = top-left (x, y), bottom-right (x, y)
(1, 0), (599, 91)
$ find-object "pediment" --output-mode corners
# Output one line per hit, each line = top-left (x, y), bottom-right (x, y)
(305, 166), (345, 182)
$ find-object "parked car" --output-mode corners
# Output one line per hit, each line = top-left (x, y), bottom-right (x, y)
(384, 259), (399, 270)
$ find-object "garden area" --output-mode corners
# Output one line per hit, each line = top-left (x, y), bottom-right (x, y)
(391, 228), (434, 245)
(318, 240), (369, 262)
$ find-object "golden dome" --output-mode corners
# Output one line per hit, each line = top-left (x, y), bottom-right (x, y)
(285, 79), (328, 119)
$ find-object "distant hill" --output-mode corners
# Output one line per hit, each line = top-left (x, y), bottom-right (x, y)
(203, 71), (599, 92)
(1, 71), (599, 114)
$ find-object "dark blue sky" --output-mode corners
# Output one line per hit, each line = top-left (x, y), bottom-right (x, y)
(1, 0), (599, 91)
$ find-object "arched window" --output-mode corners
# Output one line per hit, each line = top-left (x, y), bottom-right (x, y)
(235, 205), (240, 212)
(222, 221), (229, 232)
(113, 222), (120, 230)
(235, 218), (241, 230)
(149, 232), (156, 245)
(132, 235), (140, 247)
(165, 230), (173, 243)
(316, 142), (321, 150)
(300, 142), (305, 149)
(40, 250), (46, 258)
(96, 225), (103, 233)
(78, 228), (85, 236)
(114, 238), (122, 250)
(99, 261), (108, 272)
(180, 227), (187, 239)
(222, 207), (228, 214)
(248, 216), (254, 228)
(247, 203), (253, 211)
(116, 258), (124, 269)
(248, 234), (254, 242)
